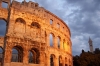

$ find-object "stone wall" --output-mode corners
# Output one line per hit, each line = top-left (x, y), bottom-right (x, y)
(0, 0), (73, 66)
(0, 37), (4, 48)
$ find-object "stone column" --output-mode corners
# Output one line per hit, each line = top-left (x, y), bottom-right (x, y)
(6, 19), (15, 36)
(62, 57), (65, 66)
(23, 50), (28, 64)
(47, 54), (50, 66)
(39, 52), (44, 64)
(3, 45), (12, 66)
(60, 39), (63, 50)
(55, 57), (59, 66)
(7, 1), (10, 8)
(54, 36), (57, 48)
(46, 32), (50, 46)
(44, 53), (48, 66)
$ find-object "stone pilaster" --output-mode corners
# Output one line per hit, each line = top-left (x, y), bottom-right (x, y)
(6, 19), (15, 36)
(4, 45), (11, 63)
(39, 52), (45, 64)
(55, 57), (59, 66)
(62, 57), (65, 66)
(46, 34), (50, 46)
(23, 50), (28, 64)
(47, 54), (50, 66)
(60, 39), (63, 50)
(54, 36), (57, 48)
(3, 46), (12, 66)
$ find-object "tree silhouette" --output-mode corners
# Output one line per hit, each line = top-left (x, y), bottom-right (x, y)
(73, 48), (100, 66)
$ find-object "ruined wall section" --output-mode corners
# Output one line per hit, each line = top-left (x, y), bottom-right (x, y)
(0, 0), (71, 48)
(0, 0), (9, 21)
(3, 1), (46, 64)
(7, 1), (45, 41)
(2, 1), (72, 66)
(0, 7), (8, 20)
(0, 37), (4, 48)
(7, 0), (72, 53)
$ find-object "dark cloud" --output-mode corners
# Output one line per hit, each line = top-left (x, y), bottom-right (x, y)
(65, 0), (100, 55)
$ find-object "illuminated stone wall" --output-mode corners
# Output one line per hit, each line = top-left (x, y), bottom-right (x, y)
(0, 0), (72, 66)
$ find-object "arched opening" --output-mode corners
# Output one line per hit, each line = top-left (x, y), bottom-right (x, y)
(11, 49), (18, 62)
(31, 22), (40, 29)
(29, 51), (34, 63)
(59, 56), (63, 66)
(31, 22), (41, 38)
(49, 34), (54, 47)
(0, 47), (3, 65)
(11, 46), (23, 62)
(14, 18), (26, 34)
(0, 19), (7, 36)
(65, 57), (68, 66)
(57, 36), (60, 48)
(29, 48), (40, 64)
(50, 54), (55, 66)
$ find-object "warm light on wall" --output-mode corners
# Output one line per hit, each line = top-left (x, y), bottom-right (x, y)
(64, 41), (70, 52)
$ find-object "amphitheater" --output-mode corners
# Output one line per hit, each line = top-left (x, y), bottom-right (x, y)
(0, 0), (72, 66)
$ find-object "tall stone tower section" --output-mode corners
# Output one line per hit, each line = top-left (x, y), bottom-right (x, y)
(88, 37), (94, 53)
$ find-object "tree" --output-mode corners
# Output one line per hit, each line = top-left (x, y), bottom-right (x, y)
(73, 48), (100, 66)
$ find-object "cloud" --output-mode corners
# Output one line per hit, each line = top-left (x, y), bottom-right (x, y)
(65, 0), (100, 55)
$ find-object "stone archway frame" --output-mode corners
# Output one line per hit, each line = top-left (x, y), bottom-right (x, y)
(29, 48), (40, 64)
(11, 45), (24, 62)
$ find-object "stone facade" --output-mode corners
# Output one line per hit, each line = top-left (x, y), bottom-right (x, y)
(0, 0), (72, 66)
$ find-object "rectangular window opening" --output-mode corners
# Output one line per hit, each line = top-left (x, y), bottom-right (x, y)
(1, 2), (8, 8)
(50, 19), (53, 24)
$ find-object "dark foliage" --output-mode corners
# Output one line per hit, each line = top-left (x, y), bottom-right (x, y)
(73, 48), (100, 66)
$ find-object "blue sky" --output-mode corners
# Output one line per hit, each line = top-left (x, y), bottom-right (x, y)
(0, 0), (100, 55)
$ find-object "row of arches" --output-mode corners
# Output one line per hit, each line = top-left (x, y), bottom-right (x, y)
(0, 47), (71, 66)
(0, 18), (41, 40)
(15, 18), (40, 28)
(50, 34), (61, 48)
(0, 19), (70, 49)
(49, 19), (70, 37)
(50, 54), (71, 66)
(14, 18), (41, 35)
(0, 19), (70, 51)
(49, 33), (70, 50)
(0, 46), (40, 64)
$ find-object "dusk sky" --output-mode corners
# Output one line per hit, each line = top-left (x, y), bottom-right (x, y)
(0, 0), (100, 55)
